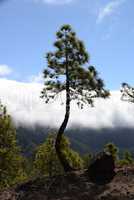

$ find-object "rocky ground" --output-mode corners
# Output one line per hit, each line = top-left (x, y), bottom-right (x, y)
(1, 168), (134, 200)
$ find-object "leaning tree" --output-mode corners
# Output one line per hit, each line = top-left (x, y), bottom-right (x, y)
(41, 24), (109, 172)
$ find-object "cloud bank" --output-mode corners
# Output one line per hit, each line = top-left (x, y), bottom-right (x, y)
(97, 0), (125, 23)
(28, 73), (43, 83)
(0, 78), (134, 129)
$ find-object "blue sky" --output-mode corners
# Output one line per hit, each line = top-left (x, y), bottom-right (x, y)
(0, 0), (133, 89)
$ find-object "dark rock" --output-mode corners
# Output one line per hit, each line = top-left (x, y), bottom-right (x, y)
(88, 151), (116, 185)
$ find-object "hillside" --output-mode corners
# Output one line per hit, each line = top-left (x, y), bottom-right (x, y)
(1, 168), (134, 200)
(16, 125), (134, 157)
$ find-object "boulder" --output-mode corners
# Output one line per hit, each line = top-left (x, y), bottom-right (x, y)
(88, 151), (115, 185)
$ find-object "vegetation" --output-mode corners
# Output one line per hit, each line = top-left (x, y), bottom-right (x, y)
(120, 83), (134, 165)
(1, 103), (134, 188)
(118, 150), (133, 166)
(41, 24), (109, 171)
(82, 153), (92, 169)
(121, 82), (134, 102)
(1, 24), (134, 190)
(33, 133), (83, 177)
(0, 103), (26, 189)
(123, 150), (133, 164)
(104, 142), (119, 161)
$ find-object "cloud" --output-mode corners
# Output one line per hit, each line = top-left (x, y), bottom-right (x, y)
(28, 73), (43, 83)
(0, 65), (12, 76)
(97, 0), (125, 23)
(0, 78), (134, 129)
(35, 0), (73, 5)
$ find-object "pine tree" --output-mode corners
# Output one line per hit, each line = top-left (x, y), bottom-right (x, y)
(33, 133), (83, 176)
(33, 133), (62, 177)
(104, 142), (119, 161)
(0, 103), (26, 189)
(41, 24), (109, 172)
(121, 82), (134, 102)
(82, 153), (92, 169)
(123, 150), (133, 164)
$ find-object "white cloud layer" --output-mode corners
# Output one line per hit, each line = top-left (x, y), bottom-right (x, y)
(97, 0), (125, 23)
(28, 73), (43, 83)
(0, 78), (134, 129)
(35, 0), (73, 5)
(0, 65), (12, 76)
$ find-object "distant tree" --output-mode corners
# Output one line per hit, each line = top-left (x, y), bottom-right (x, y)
(0, 103), (26, 189)
(82, 153), (92, 169)
(118, 150), (133, 166)
(41, 24), (109, 172)
(104, 142), (119, 161)
(33, 133), (83, 176)
(124, 150), (133, 164)
(33, 133), (62, 177)
(121, 82), (134, 102)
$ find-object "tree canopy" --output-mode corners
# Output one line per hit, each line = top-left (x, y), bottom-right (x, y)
(41, 24), (109, 108)
(121, 82), (134, 103)
(104, 142), (119, 161)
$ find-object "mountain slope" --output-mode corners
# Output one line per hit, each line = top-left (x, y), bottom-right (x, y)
(16, 126), (134, 156)
(1, 169), (134, 200)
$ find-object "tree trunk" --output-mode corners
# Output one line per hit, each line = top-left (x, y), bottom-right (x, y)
(55, 43), (74, 172)
(55, 84), (74, 172)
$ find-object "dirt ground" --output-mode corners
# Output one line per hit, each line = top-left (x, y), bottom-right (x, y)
(1, 168), (134, 200)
